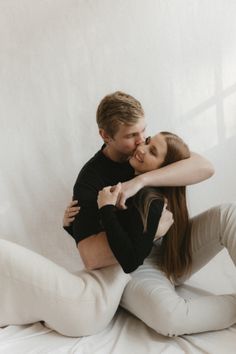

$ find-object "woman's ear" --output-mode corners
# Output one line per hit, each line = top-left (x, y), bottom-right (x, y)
(99, 129), (111, 144)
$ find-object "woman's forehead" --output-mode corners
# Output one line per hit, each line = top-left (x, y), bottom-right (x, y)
(151, 133), (167, 152)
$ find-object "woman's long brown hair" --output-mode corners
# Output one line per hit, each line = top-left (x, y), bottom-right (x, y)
(133, 132), (192, 282)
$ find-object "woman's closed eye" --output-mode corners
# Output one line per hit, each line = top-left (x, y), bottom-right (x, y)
(149, 146), (158, 156)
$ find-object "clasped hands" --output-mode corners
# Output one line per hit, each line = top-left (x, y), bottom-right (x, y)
(63, 182), (173, 239)
(98, 183), (173, 238)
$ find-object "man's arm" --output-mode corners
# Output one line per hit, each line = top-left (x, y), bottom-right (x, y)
(62, 200), (117, 269)
(63, 200), (80, 236)
(118, 152), (214, 209)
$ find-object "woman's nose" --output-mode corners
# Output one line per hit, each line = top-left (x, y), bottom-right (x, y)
(136, 145), (145, 154)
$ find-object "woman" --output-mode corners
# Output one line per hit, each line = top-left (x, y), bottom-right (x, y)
(96, 131), (191, 282)
(65, 132), (236, 336)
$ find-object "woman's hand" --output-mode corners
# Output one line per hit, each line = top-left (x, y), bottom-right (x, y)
(63, 200), (80, 227)
(116, 177), (143, 210)
(97, 183), (122, 209)
(154, 203), (174, 239)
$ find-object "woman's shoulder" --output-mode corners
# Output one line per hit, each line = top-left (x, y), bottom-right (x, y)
(147, 199), (164, 222)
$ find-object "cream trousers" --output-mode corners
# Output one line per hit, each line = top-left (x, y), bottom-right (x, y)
(121, 203), (236, 336)
(0, 239), (130, 337)
(0, 203), (235, 337)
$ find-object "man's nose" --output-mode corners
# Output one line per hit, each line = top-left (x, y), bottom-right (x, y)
(135, 133), (145, 145)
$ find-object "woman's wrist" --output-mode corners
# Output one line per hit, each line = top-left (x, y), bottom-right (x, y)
(134, 173), (146, 189)
(99, 205), (117, 221)
(137, 169), (162, 188)
(98, 204), (116, 210)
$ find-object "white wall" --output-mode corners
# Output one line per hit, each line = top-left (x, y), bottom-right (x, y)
(0, 0), (235, 268)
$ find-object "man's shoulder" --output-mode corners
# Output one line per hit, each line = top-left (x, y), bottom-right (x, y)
(73, 146), (134, 197)
(73, 150), (104, 202)
(74, 149), (104, 186)
(76, 147), (133, 182)
(79, 150), (103, 177)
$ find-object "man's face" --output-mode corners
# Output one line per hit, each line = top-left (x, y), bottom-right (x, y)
(109, 118), (147, 158)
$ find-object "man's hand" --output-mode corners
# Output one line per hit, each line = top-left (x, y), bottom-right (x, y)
(63, 200), (80, 227)
(116, 177), (143, 209)
(154, 203), (174, 240)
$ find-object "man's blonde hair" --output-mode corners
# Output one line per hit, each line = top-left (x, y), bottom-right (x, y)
(96, 91), (144, 137)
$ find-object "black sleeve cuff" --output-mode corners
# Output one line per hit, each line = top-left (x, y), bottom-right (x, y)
(99, 204), (117, 222)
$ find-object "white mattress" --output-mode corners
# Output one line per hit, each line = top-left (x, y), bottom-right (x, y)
(1, 250), (236, 354)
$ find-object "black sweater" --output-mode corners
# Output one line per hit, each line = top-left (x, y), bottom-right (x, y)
(99, 199), (164, 273)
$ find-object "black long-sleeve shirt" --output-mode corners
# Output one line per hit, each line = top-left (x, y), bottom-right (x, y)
(99, 199), (164, 273)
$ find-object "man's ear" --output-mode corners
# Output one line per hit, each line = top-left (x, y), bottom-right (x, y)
(99, 129), (112, 144)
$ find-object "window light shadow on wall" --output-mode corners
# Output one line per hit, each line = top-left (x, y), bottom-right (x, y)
(172, 51), (236, 153)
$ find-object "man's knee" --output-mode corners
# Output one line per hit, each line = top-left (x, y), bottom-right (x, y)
(48, 298), (116, 337)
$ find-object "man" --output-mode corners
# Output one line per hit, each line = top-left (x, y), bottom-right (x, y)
(64, 91), (214, 268)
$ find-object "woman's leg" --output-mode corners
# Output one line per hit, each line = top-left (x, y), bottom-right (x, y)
(121, 203), (236, 336)
(0, 239), (130, 337)
(181, 202), (236, 279)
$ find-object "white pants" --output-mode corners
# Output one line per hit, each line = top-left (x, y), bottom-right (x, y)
(0, 239), (130, 337)
(1, 203), (236, 337)
(121, 203), (236, 336)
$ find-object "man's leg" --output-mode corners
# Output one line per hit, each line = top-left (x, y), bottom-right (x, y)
(0, 239), (130, 337)
(121, 203), (236, 336)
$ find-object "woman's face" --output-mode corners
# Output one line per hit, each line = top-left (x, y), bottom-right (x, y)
(129, 133), (167, 173)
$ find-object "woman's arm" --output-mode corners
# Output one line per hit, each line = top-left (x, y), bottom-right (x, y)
(118, 152), (214, 209)
(63, 194), (171, 270)
(62, 186), (170, 270)
(99, 199), (164, 273)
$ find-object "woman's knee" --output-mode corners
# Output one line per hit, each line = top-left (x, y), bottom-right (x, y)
(220, 202), (236, 220)
(219, 203), (236, 236)
(147, 298), (189, 337)
(122, 276), (187, 337)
